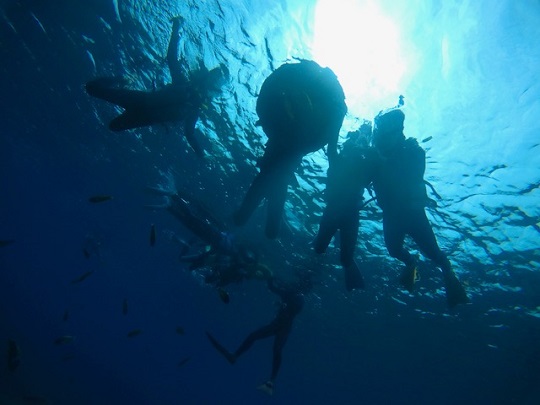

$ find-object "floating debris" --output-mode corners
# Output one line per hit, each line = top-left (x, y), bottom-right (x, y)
(88, 195), (113, 203)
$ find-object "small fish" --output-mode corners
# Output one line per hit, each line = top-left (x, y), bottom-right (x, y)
(421, 136), (433, 143)
(82, 248), (91, 259)
(217, 288), (230, 304)
(61, 353), (76, 361)
(0, 239), (15, 248)
(149, 224), (156, 247)
(175, 327), (185, 335)
(122, 298), (128, 315)
(62, 310), (69, 322)
(54, 335), (74, 345)
(88, 195), (113, 203)
(71, 270), (94, 284)
(178, 356), (191, 367)
(7, 339), (20, 371)
(127, 329), (142, 338)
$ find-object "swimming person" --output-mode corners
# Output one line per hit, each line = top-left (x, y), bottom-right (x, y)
(233, 60), (347, 238)
(313, 122), (377, 291)
(206, 273), (311, 395)
(85, 16), (228, 157)
(371, 107), (469, 308)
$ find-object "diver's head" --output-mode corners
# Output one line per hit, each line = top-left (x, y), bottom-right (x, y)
(373, 108), (405, 154)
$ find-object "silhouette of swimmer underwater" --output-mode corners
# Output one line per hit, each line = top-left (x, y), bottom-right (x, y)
(233, 59), (347, 239)
(371, 107), (469, 308)
(85, 16), (228, 157)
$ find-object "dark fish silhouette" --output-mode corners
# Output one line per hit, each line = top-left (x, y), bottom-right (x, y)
(127, 329), (142, 338)
(7, 339), (20, 371)
(71, 270), (94, 284)
(88, 195), (113, 203)
(122, 298), (128, 315)
(178, 356), (191, 367)
(54, 335), (74, 345)
(217, 288), (230, 304)
(82, 248), (91, 259)
(150, 224), (156, 246)
(0, 240), (15, 247)
(62, 310), (69, 322)
(175, 326), (185, 335)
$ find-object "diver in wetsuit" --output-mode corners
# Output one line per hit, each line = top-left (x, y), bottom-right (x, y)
(313, 122), (377, 291)
(371, 107), (469, 308)
(206, 274), (310, 395)
(148, 187), (271, 291)
(233, 60), (347, 239)
(85, 16), (228, 157)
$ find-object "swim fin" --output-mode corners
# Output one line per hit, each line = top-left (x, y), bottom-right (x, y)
(257, 380), (274, 396)
(205, 332), (236, 364)
(399, 263), (418, 293)
(444, 272), (469, 309)
(344, 262), (365, 291)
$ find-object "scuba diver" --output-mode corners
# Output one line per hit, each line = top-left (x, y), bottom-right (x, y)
(371, 106), (469, 308)
(85, 16), (228, 157)
(313, 121), (378, 291)
(206, 271), (312, 396)
(233, 59), (347, 239)
(147, 186), (271, 298)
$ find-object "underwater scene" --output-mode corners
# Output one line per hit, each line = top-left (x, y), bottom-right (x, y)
(1, 0), (539, 404)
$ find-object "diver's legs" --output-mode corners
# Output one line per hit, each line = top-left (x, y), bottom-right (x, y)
(407, 209), (469, 307)
(265, 175), (289, 239)
(86, 79), (147, 110)
(235, 323), (277, 358)
(382, 212), (413, 265)
(233, 171), (270, 226)
(313, 211), (338, 254)
(270, 328), (290, 382)
(339, 213), (364, 290)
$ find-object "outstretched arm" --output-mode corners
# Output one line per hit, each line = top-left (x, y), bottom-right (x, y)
(167, 17), (186, 84)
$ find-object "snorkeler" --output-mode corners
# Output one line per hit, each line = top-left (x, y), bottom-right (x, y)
(371, 107), (469, 308)
(233, 60), (347, 239)
(206, 273), (311, 395)
(313, 122), (378, 291)
(85, 16), (228, 157)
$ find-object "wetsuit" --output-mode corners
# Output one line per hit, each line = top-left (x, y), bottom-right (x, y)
(85, 19), (216, 157)
(233, 278), (304, 381)
(373, 137), (451, 271)
(314, 140), (377, 267)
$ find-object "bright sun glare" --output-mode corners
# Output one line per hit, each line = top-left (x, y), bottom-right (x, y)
(312, 0), (408, 125)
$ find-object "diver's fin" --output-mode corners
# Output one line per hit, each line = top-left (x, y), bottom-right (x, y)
(444, 272), (470, 309)
(344, 262), (365, 291)
(257, 380), (274, 396)
(205, 332), (236, 364)
(399, 263), (418, 293)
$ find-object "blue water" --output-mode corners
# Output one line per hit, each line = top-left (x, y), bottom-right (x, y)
(1, 1), (539, 404)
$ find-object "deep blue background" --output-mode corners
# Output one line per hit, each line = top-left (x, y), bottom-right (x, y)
(1, 1), (539, 404)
